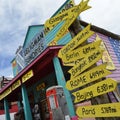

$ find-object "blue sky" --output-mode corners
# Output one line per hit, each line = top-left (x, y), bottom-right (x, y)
(0, 0), (120, 77)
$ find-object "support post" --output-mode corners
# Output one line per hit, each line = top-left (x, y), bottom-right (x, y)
(21, 84), (32, 120)
(4, 98), (10, 120)
(53, 56), (75, 117)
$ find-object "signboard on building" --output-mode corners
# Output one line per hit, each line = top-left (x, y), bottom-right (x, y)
(23, 31), (46, 65)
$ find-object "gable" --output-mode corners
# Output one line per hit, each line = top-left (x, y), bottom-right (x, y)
(23, 25), (44, 49)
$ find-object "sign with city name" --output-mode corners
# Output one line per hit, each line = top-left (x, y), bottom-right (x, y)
(22, 70), (34, 83)
(58, 24), (94, 58)
(48, 0), (91, 45)
(76, 102), (120, 118)
(62, 40), (101, 62)
(66, 64), (111, 90)
(44, 0), (75, 34)
(45, 0), (91, 30)
(11, 80), (21, 91)
(68, 48), (103, 78)
(73, 78), (117, 103)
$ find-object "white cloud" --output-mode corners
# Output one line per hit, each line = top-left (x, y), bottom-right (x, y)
(0, 66), (13, 77)
(80, 0), (120, 34)
(0, 0), (120, 77)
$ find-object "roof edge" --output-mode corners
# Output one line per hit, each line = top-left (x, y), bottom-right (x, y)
(80, 20), (120, 40)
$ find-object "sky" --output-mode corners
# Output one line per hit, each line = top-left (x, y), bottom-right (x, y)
(0, 0), (120, 77)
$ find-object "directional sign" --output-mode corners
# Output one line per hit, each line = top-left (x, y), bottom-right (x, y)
(68, 48), (103, 78)
(45, 0), (91, 30)
(48, 0), (91, 45)
(66, 64), (111, 90)
(62, 40), (102, 62)
(73, 78), (117, 103)
(76, 102), (120, 118)
(58, 24), (94, 58)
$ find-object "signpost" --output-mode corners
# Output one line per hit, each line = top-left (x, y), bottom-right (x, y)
(76, 102), (120, 118)
(73, 78), (117, 103)
(66, 64), (111, 90)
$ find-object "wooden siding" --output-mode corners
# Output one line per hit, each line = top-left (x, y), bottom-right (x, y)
(88, 33), (120, 82)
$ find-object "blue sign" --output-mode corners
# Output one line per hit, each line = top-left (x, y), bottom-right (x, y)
(23, 31), (46, 65)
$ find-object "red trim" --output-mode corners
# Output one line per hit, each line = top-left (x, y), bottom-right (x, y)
(0, 46), (63, 102)
(0, 104), (18, 115)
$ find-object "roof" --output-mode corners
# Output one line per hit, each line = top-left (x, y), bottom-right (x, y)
(80, 20), (120, 40)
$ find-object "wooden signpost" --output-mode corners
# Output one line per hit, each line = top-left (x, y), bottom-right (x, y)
(44, 0), (120, 119)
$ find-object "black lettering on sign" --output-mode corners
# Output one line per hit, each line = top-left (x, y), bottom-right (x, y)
(77, 30), (89, 42)
(83, 46), (95, 54)
(66, 51), (79, 61)
(70, 75), (86, 88)
(82, 108), (96, 116)
(71, 60), (87, 77)
(90, 69), (105, 79)
(97, 83), (114, 93)
(88, 51), (101, 63)
(61, 41), (75, 56)
(75, 91), (93, 101)
(49, 13), (68, 24)
(101, 107), (117, 113)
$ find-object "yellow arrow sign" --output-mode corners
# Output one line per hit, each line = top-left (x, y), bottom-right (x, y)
(62, 40), (102, 62)
(48, 0), (91, 45)
(68, 48), (103, 78)
(45, 0), (91, 31)
(66, 64), (111, 90)
(76, 102), (120, 118)
(58, 24), (94, 58)
(62, 58), (82, 66)
(73, 78), (117, 103)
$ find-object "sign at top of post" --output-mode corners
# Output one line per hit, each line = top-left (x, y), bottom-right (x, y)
(45, 0), (91, 30)
(48, 0), (92, 45)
